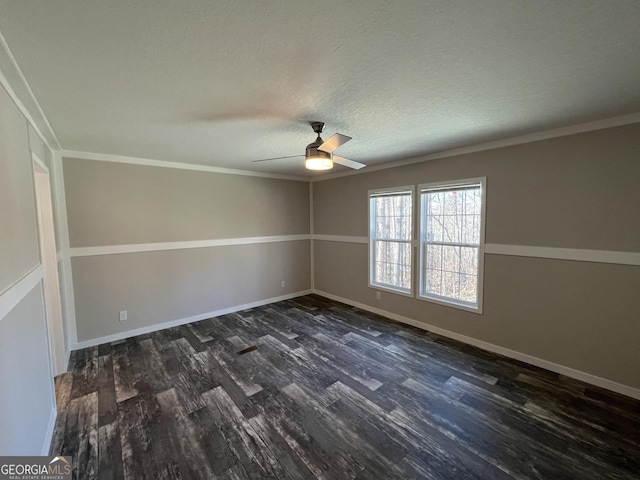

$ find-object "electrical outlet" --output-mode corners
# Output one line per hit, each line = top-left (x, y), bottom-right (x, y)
(119, 310), (128, 322)
(376, 291), (381, 300)
(281, 280), (286, 288)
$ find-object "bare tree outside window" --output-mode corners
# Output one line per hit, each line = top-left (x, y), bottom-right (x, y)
(419, 180), (485, 310)
(369, 189), (413, 293)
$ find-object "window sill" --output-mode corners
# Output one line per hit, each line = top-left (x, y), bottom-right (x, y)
(416, 293), (483, 314)
(368, 283), (413, 298)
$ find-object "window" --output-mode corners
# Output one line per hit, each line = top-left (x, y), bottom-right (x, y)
(369, 187), (413, 295)
(418, 178), (485, 312)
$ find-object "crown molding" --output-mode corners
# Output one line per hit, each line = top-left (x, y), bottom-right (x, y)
(312, 112), (640, 182)
(0, 30), (61, 151)
(61, 149), (309, 182)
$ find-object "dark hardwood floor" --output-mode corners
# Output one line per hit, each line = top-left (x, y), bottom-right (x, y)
(51, 295), (640, 479)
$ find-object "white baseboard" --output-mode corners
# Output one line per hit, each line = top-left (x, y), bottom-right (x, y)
(313, 289), (640, 401)
(42, 407), (57, 455)
(71, 290), (312, 350)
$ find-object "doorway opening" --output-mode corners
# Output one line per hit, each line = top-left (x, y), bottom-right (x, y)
(32, 154), (66, 377)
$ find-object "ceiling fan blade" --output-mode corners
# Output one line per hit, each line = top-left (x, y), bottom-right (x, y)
(318, 133), (351, 153)
(252, 155), (303, 163)
(333, 155), (366, 170)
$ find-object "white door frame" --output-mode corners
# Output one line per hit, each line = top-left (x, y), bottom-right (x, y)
(32, 153), (67, 377)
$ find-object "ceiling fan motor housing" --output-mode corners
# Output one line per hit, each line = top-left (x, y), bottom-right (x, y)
(306, 139), (332, 161)
(307, 121), (331, 160)
(305, 122), (332, 170)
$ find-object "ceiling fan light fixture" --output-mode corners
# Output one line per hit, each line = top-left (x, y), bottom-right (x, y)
(305, 156), (334, 170)
(253, 121), (364, 171)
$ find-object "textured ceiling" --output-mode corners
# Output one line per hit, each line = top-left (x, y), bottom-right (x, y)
(1, 0), (639, 177)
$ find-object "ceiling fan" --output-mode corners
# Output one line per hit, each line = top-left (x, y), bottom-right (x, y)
(253, 122), (366, 171)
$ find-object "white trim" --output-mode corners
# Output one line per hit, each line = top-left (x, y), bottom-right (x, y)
(311, 113), (640, 183)
(313, 234), (368, 244)
(33, 153), (67, 376)
(61, 150), (308, 182)
(0, 266), (44, 322)
(32, 153), (49, 173)
(485, 244), (640, 267)
(0, 30), (60, 150)
(310, 236), (640, 268)
(313, 289), (640, 400)
(68, 234), (311, 257)
(72, 290), (312, 349)
(42, 407), (57, 456)
(52, 151), (78, 349)
(64, 346), (71, 371)
(57, 251), (63, 264)
(310, 183), (315, 291)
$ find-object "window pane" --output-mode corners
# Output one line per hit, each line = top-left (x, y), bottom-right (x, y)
(462, 214), (480, 245)
(373, 194), (411, 240)
(426, 212), (444, 242)
(442, 214), (459, 243)
(424, 268), (442, 295)
(442, 271), (460, 298)
(467, 188), (482, 215)
(375, 261), (385, 285)
(443, 190), (455, 215)
(460, 274), (477, 303)
(370, 188), (413, 291)
(373, 236), (411, 290)
(442, 245), (460, 274)
(425, 244), (442, 270)
(460, 246), (478, 275)
(428, 192), (443, 216)
(420, 182), (482, 307)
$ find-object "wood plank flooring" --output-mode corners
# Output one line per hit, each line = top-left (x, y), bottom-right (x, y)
(51, 295), (640, 479)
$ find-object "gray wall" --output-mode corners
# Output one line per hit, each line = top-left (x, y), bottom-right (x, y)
(64, 158), (310, 246)
(0, 84), (56, 454)
(313, 123), (640, 390)
(0, 87), (39, 292)
(0, 286), (54, 454)
(63, 158), (311, 343)
(72, 241), (310, 341)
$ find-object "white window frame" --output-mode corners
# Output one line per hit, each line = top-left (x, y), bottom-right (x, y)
(417, 177), (486, 314)
(368, 185), (414, 297)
